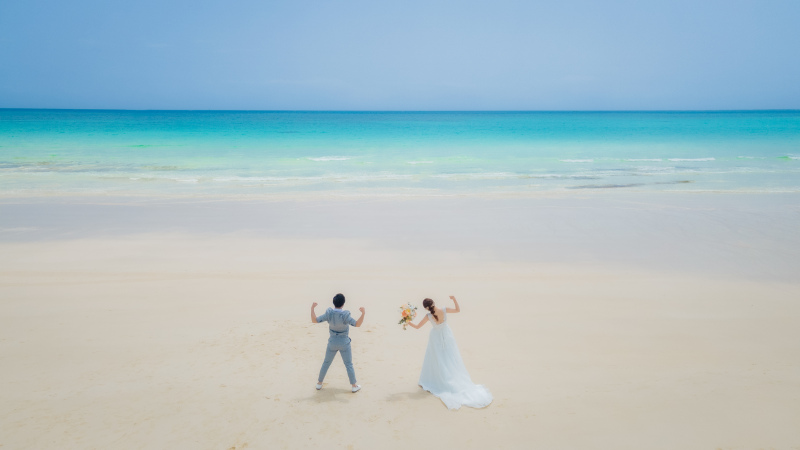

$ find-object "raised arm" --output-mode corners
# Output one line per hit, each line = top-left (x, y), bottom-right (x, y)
(446, 295), (460, 313)
(311, 302), (318, 323)
(355, 307), (366, 327)
(407, 315), (429, 330)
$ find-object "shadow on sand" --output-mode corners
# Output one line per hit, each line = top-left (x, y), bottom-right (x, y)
(300, 387), (354, 404)
(385, 388), (431, 403)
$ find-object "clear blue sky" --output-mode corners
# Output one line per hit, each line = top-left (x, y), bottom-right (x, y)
(1, 0), (798, 110)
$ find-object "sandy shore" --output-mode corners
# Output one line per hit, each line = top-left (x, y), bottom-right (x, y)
(1, 193), (799, 449)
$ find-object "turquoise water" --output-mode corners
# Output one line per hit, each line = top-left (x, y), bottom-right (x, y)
(1, 109), (799, 197)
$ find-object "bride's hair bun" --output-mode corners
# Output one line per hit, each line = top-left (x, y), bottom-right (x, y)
(422, 298), (437, 321)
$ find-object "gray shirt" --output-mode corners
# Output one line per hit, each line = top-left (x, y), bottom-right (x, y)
(316, 307), (357, 338)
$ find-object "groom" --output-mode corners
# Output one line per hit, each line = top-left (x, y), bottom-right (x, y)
(311, 293), (365, 393)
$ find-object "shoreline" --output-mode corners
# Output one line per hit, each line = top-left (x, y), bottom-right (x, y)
(2, 185), (800, 202)
(2, 191), (798, 281)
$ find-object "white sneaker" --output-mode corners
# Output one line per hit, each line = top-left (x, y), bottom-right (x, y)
(352, 385), (361, 393)
(315, 383), (323, 390)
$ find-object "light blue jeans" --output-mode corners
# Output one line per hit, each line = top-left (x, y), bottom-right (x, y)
(318, 336), (357, 385)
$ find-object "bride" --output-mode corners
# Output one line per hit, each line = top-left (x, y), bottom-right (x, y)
(406, 295), (493, 410)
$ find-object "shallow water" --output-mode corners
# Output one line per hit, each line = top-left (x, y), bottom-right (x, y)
(1, 110), (799, 197)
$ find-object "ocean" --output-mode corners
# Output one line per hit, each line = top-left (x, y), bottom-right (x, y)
(1, 109), (799, 198)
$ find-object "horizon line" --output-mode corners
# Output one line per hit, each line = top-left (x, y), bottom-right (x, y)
(2, 108), (800, 113)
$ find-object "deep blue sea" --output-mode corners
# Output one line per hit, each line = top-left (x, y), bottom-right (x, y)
(1, 109), (799, 198)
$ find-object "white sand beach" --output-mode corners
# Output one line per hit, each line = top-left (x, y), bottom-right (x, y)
(1, 193), (799, 449)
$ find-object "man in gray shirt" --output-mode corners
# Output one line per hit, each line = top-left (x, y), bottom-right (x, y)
(311, 293), (365, 392)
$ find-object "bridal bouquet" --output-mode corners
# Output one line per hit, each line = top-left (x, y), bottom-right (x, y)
(398, 303), (417, 330)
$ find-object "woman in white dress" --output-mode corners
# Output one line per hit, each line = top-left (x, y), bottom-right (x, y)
(406, 296), (492, 410)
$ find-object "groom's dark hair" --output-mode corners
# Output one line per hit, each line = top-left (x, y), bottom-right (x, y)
(333, 293), (345, 308)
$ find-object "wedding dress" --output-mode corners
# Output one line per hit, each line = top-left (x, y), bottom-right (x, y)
(418, 308), (493, 410)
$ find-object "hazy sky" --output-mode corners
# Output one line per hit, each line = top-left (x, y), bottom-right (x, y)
(1, 0), (798, 110)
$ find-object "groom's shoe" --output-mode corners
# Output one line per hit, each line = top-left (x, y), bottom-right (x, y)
(315, 383), (323, 390)
(351, 385), (361, 393)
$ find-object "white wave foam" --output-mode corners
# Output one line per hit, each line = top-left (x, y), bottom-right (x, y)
(350, 174), (414, 181)
(307, 156), (350, 162)
(788, 156), (800, 160)
(522, 174), (564, 179)
(625, 158), (663, 162)
(668, 158), (715, 162)
(560, 159), (593, 163)
(211, 176), (321, 183)
(126, 173), (423, 185)
(211, 173), (415, 184)
(432, 172), (517, 180)
(634, 166), (676, 173)
(127, 175), (202, 183)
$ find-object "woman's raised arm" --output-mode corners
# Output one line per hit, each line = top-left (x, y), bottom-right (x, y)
(445, 295), (460, 313)
(407, 315), (429, 330)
